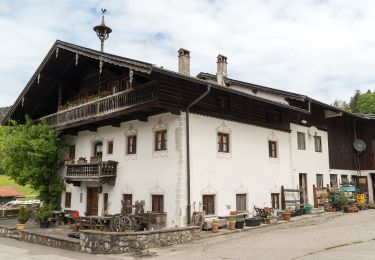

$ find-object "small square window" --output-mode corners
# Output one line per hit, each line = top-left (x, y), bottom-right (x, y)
(314, 136), (322, 152)
(297, 132), (306, 150)
(203, 195), (215, 215)
(155, 130), (167, 151)
(107, 140), (113, 155)
(316, 174), (323, 188)
(127, 135), (137, 154)
(217, 132), (230, 153)
(268, 141), (278, 158)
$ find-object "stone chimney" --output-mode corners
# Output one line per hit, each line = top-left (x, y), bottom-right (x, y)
(178, 48), (190, 76)
(216, 54), (227, 86)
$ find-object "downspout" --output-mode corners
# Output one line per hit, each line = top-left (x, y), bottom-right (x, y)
(186, 84), (211, 225)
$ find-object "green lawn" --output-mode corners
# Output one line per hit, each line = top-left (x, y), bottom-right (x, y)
(0, 175), (38, 199)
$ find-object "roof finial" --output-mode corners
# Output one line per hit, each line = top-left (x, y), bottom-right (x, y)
(93, 8), (112, 52)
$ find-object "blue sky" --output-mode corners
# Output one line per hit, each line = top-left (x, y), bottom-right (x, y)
(1, 0), (375, 107)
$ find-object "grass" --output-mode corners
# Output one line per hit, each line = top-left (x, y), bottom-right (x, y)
(0, 175), (38, 199)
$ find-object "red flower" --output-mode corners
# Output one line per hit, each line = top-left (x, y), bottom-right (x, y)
(73, 211), (79, 223)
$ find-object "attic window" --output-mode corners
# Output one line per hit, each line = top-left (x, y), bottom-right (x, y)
(216, 96), (229, 110)
(266, 109), (281, 122)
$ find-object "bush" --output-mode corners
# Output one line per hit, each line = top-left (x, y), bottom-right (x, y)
(336, 192), (349, 210)
(36, 204), (52, 223)
(18, 206), (31, 224)
(228, 217), (236, 222)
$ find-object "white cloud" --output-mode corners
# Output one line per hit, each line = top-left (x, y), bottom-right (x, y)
(1, 0), (375, 107)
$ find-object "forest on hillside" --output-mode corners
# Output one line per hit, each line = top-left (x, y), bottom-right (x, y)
(333, 89), (375, 114)
(0, 107), (10, 122)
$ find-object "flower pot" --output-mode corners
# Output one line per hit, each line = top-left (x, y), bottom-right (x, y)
(16, 223), (26, 230)
(230, 211), (237, 216)
(228, 221), (236, 230)
(71, 223), (79, 232)
(40, 221), (49, 228)
(245, 218), (261, 227)
(282, 212), (292, 221)
(211, 223), (219, 233)
(235, 220), (244, 229)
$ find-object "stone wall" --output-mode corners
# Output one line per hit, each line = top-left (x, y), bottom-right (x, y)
(0, 225), (16, 237)
(19, 230), (80, 252)
(80, 226), (201, 254)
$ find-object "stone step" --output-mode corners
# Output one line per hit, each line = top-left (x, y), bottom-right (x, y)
(9, 234), (20, 240)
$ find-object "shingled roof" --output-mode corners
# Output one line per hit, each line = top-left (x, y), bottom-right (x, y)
(0, 187), (24, 198)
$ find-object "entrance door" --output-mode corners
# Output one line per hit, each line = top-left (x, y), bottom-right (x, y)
(86, 187), (99, 216)
(299, 173), (308, 206)
(371, 174), (375, 200)
(357, 176), (368, 194)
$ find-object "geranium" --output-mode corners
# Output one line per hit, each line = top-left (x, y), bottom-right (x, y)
(73, 211), (79, 223)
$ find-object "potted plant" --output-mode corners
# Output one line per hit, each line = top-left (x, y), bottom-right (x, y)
(282, 210), (292, 221)
(228, 217), (236, 230)
(16, 206), (31, 230)
(71, 211), (80, 232)
(230, 210), (237, 216)
(265, 214), (277, 224)
(37, 204), (51, 228)
(211, 219), (219, 233)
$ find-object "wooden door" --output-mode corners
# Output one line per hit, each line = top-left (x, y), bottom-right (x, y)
(299, 173), (308, 206)
(357, 176), (368, 194)
(86, 187), (99, 216)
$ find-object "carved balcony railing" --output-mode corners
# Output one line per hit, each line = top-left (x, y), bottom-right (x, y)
(40, 81), (158, 129)
(65, 160), (118, 185)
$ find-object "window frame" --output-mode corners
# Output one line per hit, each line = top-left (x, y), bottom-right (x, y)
(314, 136), (322, 152)
(154, 130), (167, 151)
(203, 195), (215, 215)
(152, 195), (164, 213)
(236, 194), (247, 211)
(65, 192), (72, 208)
(271, 193), (280, 209)
(107, 140), (113, 155)
(127, 135), (137, 155)
(217, 132), (230, 153)
(297, 132), (306, 150)
(268, 140), (278, 158)
(316, 174), (324, 188)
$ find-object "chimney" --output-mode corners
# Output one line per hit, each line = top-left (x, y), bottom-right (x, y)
(216, 54), (227, 86)
(178, 48), (190, 76)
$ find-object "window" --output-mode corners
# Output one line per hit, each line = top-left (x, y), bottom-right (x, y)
(351, 175), (357, 185)
(297, 132), (306, 150)
(266, 110), (281, 122)
(217, 132), (230, 153)
(123, 194), (133, 214)
(341, 175), (348, 184)
(152, 195), (164, 213)
(120, 78), (130, 90)
(107, 140), (113, 155)
(268, 141), (277, 158)
(271, 193), (280, 209)
(236, 194), (247, 211)
(127, 135), (137, 154)
(330, 174), (338, 188)
(65, 192), (72, 208)
(94, 141), (103, 157)
(103, 193), (109, 213)
(314, 136), (322, 152)
(155, 130), (167, 151)
(316, 174), (324, 188)
(68, 145), (75, 160)
(203, 195), (215, 215)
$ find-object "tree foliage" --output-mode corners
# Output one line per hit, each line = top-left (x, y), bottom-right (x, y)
(332, 89), (375, 115)
(0, 117), (64, 209)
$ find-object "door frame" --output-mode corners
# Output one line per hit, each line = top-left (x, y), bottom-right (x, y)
(299, 173), (308, 206)
(86, 187), (99, 216)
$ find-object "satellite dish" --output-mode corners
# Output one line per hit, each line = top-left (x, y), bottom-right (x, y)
(353, 139), (366, 153)
(308, 126), (318, 136)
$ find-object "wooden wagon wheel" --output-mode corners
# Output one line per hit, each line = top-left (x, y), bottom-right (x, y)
(120, 216), (133, 231)
(111, 214), (121, 232)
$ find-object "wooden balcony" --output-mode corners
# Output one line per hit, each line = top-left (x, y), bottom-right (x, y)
(65, 160), (118, 185)
(40, 81), (158, 129)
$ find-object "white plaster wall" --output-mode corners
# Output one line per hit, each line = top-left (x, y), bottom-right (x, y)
(61, 113), (187, 228)
(189, 114), (293, 215)
(230, 85), (289, 105)
(290, 124), (330, 205)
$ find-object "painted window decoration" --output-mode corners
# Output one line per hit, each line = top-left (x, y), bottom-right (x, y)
(127, 135), (137, 154)
(314, 136), (322, 152)
(107, 140), (113, 155)
(217, 132), (230, 153)
(155, 130), (167, 151)
(316, 174), (324, 188)
(268, 140), (278, 158)
(330, 174), (338, 188)
(297, 132), (306, 150)
(236, 194), (247, 211)
(152, 195), (164, 213)
(271, 193), (280, 209)
(123, 194), (133, 214)
(65, 192), (72, 208)
(203, 195), (215, 215)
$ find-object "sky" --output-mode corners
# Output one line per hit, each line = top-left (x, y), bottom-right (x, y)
(1, 0), (375, 107)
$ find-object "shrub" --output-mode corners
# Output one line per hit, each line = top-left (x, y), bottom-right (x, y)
(36, 203), (52, 223)
(18, 206), (31, 224)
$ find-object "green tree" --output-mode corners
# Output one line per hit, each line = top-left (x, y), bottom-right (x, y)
(356, 92), (375, 114)
(349, 90), (361, 113)
(332, 100), (350, 112)
(0, 117), (64, 209)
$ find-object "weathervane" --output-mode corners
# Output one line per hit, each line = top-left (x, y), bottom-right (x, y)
(93, 9), (112, 52)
